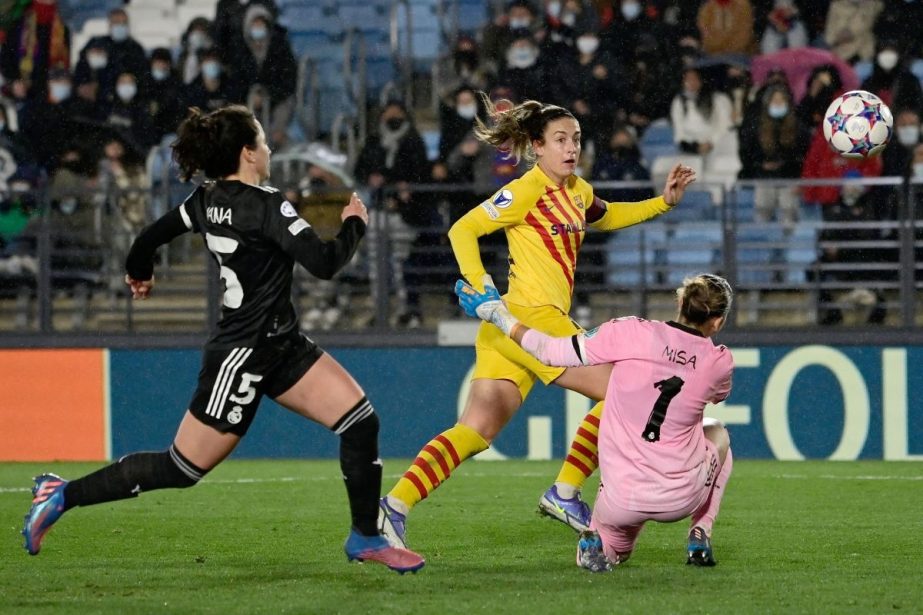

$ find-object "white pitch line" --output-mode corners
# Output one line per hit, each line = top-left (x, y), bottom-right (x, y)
(2, 472), (920, 495)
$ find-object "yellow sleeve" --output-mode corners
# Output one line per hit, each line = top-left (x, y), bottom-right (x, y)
(587, 195), (673, 232)
(447, 183), (535, 291)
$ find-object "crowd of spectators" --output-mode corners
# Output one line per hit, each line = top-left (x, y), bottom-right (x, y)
(0, 0), (296, 308)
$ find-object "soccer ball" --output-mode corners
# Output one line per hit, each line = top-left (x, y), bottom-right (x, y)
(823, 90), (893, 159)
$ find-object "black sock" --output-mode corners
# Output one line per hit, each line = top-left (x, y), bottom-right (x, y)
(63, 445), (207, 510)
(332, 397), (381, 537)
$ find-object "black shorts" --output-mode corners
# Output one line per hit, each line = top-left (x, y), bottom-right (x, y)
(188, 331), (324, 436)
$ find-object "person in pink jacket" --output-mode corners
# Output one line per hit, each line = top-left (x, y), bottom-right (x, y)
(456, 272), (735, 572)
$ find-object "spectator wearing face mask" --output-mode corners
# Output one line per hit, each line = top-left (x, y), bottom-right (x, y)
(178, 18), (213, 85)
(738, 84), (806, 227)
(759, 0), (809, 54)
(823, 0), (883, 64)
(212, 0), (279, 67)
(495, 35), (544, 101)
(873, 0), (923, 61)
(353, 101), (430, 327)
(0, 0), (70, 102)
(482, 0), (541, 69)
(105, 71), (156, 155)
(884, 109), (922, 178)
(697, 0), (756, 56)
(860, 41), (923, 118)
(228, 5), (297, 148)
(547, 28), (622, 148)
(75, 9), (148, 102)
(600, 0), (671, 66)
(145, 48), (184, 143)
(19, 67), (82, 170)
(437, 35), (494, 104)
(182, 48), (244, 113)
(438, 86), (482, 163)
(74, 39), (117, 104)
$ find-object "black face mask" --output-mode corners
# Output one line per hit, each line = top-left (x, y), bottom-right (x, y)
(386, 117), (406, 131)
(454, 50), (478, 69)
(612, 146), (637, 159)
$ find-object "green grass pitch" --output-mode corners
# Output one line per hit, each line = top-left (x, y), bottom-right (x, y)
(2, 460), (921, 614)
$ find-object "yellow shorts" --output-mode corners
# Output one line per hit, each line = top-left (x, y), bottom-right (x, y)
(472, 301), (582, 400)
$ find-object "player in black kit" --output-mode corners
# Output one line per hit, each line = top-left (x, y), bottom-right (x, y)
(21, 105), (425, 574)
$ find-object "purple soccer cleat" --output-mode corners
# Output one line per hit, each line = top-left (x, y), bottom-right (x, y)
(538, 485), (591, 532)
(22, 473), (68, 555)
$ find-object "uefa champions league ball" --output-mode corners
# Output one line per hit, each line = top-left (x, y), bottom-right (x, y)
(823, 90), (893, 159)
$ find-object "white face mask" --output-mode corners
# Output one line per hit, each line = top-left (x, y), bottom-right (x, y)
(49, 81), (71, 102)
(507, 46), (537, 69)
(110, 24), (129, 42)
(560, 11), (576, 26)
(249, 25), (268, 40)
(509, 17), (531, 29)
(117, 83), (137, 102)
(188, 30), (208, 50)
(576, 36), (599, 55)
(768, 104), (789, 119)
(87, 52), (108, 70)
(914, 162), (923, 178)
(546, 1), (561, 17)
(622, 1), (641, 20)
(897, 125), (920, 146)
(202, 61), (221, 79)
(151, 66), (169, 81)
(877, 50), (899, 71)
(457, 103), (477, 120)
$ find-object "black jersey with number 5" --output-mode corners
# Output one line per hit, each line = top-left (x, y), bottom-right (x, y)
(126, 180), (365, 347)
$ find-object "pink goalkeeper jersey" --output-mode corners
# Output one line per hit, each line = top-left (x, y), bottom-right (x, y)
(522, 316), (734, 512)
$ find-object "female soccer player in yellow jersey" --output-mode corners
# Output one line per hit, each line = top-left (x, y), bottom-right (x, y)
(379, 95), (697, 548)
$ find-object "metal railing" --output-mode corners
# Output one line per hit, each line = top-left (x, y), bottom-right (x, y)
(4, 175), (923, 340)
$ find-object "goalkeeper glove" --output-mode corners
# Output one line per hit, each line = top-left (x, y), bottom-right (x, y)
(454, 275), (519, 336)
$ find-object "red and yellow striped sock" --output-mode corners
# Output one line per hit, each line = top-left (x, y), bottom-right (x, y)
(389, 423), (489, 510)
(555, 401), (603, 491)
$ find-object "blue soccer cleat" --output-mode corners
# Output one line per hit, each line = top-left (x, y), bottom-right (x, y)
(686, 526), (717, 567)
(538, 485), (591, 532)
(576, 530), (612, 573)
(377, 497), (408, 548)
(344, 529), (425, 574)
(22, 473), (68, 555)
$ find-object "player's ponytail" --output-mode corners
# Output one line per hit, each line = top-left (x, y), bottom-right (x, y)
(172, 105), (259, 181)
(678, 274), (733, 326)
(473, 93), (575, 164)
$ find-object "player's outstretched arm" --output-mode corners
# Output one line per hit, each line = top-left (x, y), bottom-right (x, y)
(124, 206), (192, 299)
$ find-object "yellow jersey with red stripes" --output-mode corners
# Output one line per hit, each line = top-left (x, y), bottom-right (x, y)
(448, 164), (673, 314)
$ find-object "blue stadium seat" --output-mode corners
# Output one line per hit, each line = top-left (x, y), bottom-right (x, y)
(666, 224), (722, 285)
(639, 120), (676, 166)
(607, 224), (668, 286)
(736, 223), (786, 286)
(457, 0), (489, 31)
(665, 190), (715, 223)
(732, 187), (755, 222)
(783, 224), (819, 284)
